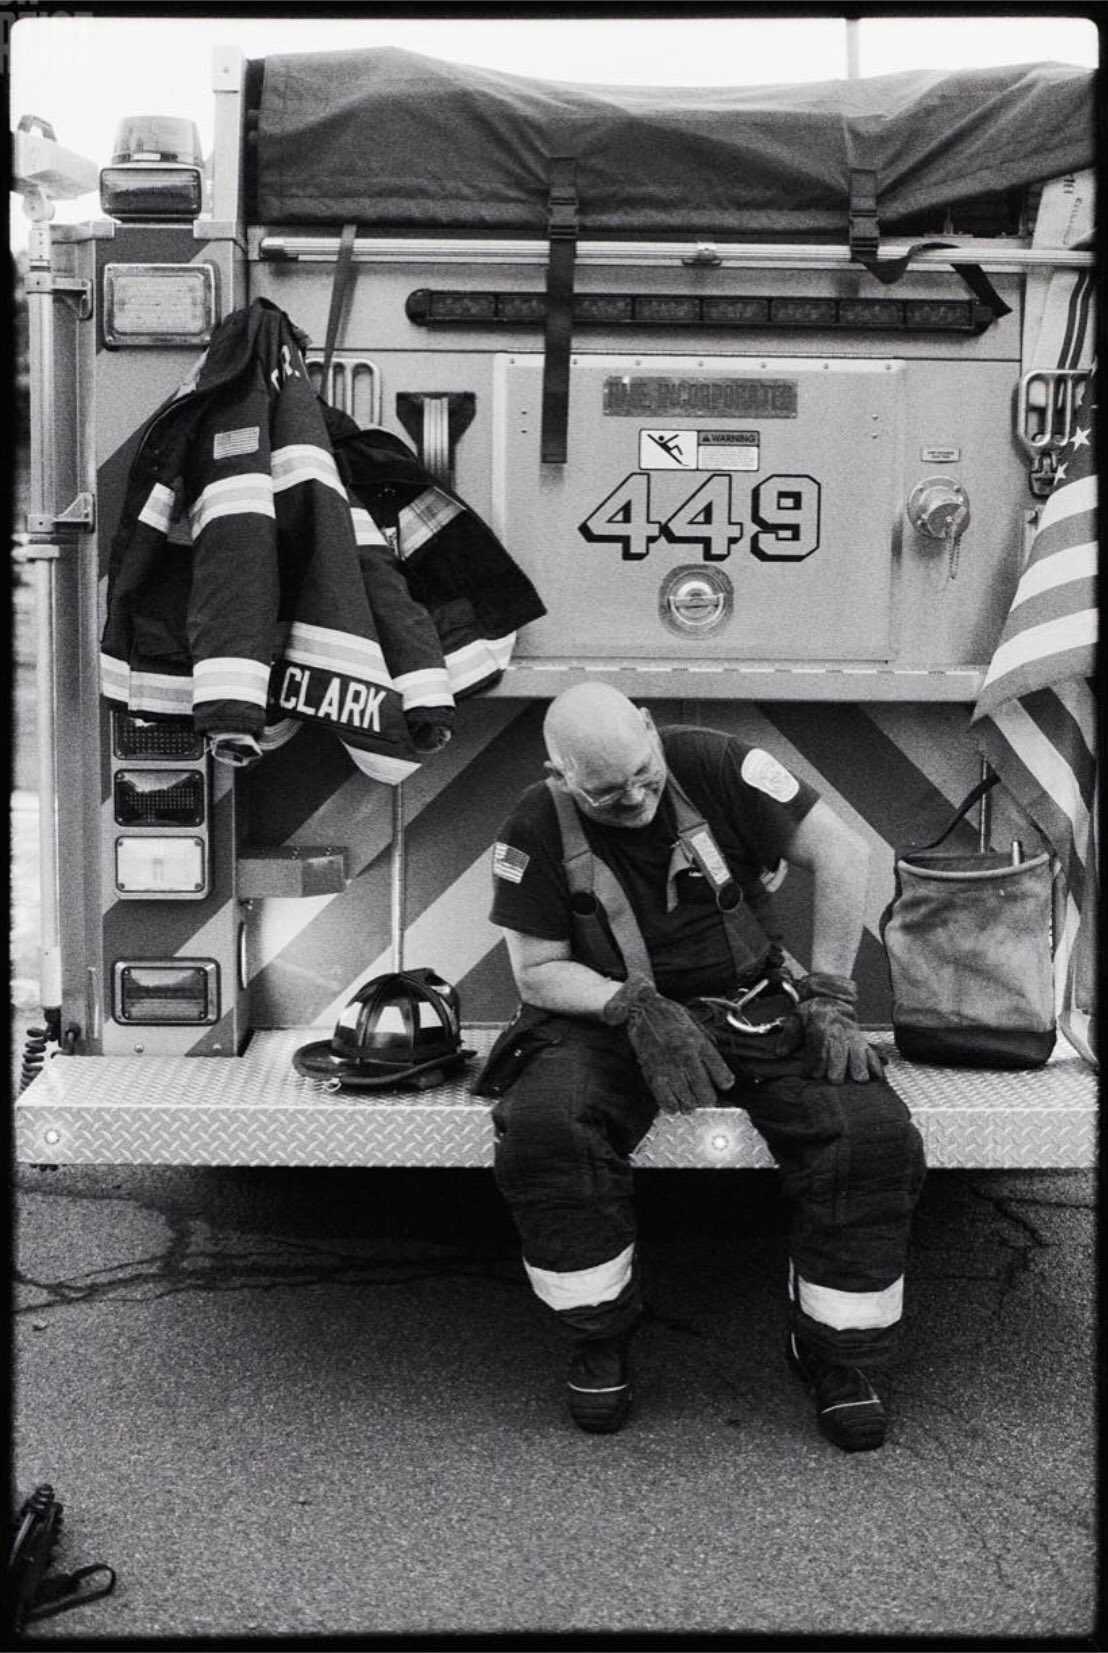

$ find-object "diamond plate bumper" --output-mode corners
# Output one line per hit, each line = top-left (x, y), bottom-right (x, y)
(14, 1028), (1097, 1169)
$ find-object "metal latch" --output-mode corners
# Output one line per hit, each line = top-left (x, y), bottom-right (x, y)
(1016, 368), (1092, 497)
(23, 268), (93, 320)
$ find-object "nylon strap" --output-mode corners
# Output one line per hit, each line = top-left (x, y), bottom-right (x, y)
(540, 157), (579, 465)
(664, 774), (762, 973)
(848, 168), (882, 263)
(546, 779), (653, 981)
(847, 169), (1010, 322)
(321, 222), (358, 387)
(916, 769), (1000, 853)
(545, 777), (762, 983)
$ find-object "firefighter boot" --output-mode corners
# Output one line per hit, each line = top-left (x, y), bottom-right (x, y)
(567, 1333), (633, 1434)
(786, 1332), (887, 1452)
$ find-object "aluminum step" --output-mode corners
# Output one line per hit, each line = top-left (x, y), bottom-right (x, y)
(15, 1027), (1096, 1170)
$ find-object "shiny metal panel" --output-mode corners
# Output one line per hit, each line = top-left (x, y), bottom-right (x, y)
(15, 1030), (1096, 1170)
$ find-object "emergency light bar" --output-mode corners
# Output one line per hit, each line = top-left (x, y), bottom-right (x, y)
(99, 115), (204, 220)
(407, 289), (993, 335)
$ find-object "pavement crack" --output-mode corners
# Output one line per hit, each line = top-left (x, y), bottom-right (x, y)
(899, 1395), (1094, 1536)
(958, 1180), (1057, 1328)
(15, 1232), (526, 1312)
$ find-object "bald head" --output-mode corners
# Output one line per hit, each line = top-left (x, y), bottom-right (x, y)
(544, 683), (647, 772)
(543, 685), (667, 827)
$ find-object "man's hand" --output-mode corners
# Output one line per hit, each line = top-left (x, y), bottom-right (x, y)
(796, 973), (885, 1084)
(602, 975), (735, 1113)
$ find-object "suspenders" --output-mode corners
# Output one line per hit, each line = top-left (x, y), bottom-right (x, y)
(545, 775), (767, 984)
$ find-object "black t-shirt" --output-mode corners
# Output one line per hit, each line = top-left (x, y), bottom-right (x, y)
(489, 725), (819, 1000)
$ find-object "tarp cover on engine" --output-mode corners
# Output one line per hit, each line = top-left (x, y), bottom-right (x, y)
(251, 49), (1094, 236)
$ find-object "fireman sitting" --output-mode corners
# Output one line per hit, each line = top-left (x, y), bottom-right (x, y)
(477, 683), (926, 1451)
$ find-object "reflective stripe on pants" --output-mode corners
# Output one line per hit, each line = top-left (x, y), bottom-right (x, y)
(491, 1011), (925, 1359)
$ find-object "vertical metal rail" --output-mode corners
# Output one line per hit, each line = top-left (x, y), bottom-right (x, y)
(387, 393), (459, 975)
(24, 211), (64, 1030)
(390, 783), (406, 973)
(979, 755), (993, 853)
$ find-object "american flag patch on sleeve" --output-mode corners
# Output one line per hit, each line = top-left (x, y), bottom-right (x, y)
(493, 842), (530, 883)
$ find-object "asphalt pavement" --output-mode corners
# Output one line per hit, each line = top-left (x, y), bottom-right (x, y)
(6, 596), (1100, 1644)
(10, 1159), (1098, 1644)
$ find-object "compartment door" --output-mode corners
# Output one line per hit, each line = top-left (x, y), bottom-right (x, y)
(492, 354), (904, 662)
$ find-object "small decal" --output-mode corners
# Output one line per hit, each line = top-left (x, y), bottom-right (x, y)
(639, 429), (698, 469)
(213, 426), (261, 460)
(698, 430), (759, 471)
(493, 842), (530, 883)
(921, 445), (961, 463)
(741, 748), (800, 803)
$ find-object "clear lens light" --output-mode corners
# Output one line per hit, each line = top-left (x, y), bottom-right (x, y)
(115, 836), (205, 893)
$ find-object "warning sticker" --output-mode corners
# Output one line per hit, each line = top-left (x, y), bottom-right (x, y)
(698, 431), (760, 471)
(639, 430), (699, 469)
(638, 429), (760, 471)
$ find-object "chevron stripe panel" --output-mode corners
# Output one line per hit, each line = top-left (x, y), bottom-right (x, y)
(242, 698), (1020, 1029)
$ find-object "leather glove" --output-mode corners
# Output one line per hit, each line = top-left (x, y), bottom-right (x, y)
(795, 973), (885, 1084)
(602, 975), (735, 1114)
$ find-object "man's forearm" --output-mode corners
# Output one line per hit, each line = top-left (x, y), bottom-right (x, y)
(808, 862), (869, 978)
(810, 879), (873, 978)
(515, 958), (623, 1019)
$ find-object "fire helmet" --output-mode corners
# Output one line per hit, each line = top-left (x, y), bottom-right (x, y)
(293, 967), (472, 1091)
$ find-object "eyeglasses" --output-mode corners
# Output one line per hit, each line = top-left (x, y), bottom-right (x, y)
(572, 751), (665, 810)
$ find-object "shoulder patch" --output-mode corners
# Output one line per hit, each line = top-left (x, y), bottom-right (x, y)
(740, 748), (800, 803)
(493, 842), (530, 883)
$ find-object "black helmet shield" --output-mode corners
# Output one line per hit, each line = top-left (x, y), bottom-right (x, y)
(293, 968), (471, 1090)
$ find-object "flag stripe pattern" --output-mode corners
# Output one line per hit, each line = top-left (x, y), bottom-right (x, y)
(974, 421), (1096, 716)
(973, 382), (1097, 1065)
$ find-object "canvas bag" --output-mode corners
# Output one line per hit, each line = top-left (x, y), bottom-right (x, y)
(881, 775), (1057, 1069)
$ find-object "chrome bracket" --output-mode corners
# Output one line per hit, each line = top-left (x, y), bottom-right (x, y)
(23, 492), (96, 538)
(24, 269), (93, 320)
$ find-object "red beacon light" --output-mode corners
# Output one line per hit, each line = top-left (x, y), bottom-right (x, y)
(99, 115), (205, 221)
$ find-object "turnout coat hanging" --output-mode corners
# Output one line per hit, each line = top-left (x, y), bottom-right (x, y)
(100, 300), (451, 782)
(323, 408), (548, 702)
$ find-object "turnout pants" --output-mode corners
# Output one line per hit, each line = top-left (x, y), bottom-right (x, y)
(485, 1010), (926, 1368)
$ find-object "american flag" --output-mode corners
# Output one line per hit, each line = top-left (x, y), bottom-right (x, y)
(972, 385), (1098, 1066)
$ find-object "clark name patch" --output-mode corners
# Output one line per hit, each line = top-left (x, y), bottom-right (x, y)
(493, 842), (530, 883)
(741, 748), (800, 803)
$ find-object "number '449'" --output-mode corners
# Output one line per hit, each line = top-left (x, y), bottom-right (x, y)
(578, 472), (821, 562)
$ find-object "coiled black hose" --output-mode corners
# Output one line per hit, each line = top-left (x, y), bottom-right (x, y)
(20, 1026), (51, 1092)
